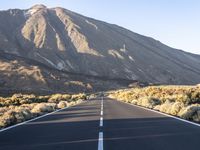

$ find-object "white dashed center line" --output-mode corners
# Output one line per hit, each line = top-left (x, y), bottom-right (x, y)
(98, 96), (104, 150)
(100, 117), (103, 127)
(98, 132), (103, 150)
(101, 110), (103, 116)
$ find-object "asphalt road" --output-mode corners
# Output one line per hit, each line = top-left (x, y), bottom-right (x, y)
(1, 97), (200, 150)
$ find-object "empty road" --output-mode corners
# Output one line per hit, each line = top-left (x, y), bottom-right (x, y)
(1, 97), (200, 150)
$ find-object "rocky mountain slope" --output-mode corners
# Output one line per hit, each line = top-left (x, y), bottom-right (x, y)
(0, 51), (132, 95)
(0, 4), (200, 94)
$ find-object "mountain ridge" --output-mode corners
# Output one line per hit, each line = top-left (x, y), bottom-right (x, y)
(0, 5), (200, 94)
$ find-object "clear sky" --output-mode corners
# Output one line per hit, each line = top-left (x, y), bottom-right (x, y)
(0, 0), (200, 54)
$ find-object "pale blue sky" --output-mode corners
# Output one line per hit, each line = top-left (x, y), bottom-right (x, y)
(1, 0), (200, 54)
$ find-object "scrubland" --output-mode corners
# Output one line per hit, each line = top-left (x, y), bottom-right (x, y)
(108, 85), (200, 122)
(0, 93), (86, 129)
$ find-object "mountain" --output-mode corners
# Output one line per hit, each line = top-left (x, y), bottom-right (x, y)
(0, 4), (200, 94)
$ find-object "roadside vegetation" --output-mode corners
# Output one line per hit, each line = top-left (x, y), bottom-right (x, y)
(0, 93), (87, 129)
(108, 85), (200, 122)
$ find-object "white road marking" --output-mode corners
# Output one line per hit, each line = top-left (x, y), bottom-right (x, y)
(98, 97), (104, 150)
(101, 97), (103, 109)
(118, 100), (200, 128)
(100, 117), (103, 127)
(100, 96), (103, 116)
(98, 132), (103, 150)
(101, 110), (103, 116)
(0, 101), (86, 133)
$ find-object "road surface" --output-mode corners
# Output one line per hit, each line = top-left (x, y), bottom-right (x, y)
(1, 97), (200, 150)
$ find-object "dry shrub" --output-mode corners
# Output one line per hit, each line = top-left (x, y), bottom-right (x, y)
(47, 103), (57, 110)
(68, 101), (76, 107)
(157, 101), (184, 115)
(75, 99), (83, 104)
(88, 94), (98, 99)
(31, 103), (54, 114)
(108, 90), (137, 103)
(48, 94), (63, 103)
(154, 105), (161, 111)
(109, 85), (200, 122)
(35, 96), (49, 103)
(159, 100), (173, 114)
(71, 93), (86, 101)
(48, 94), (71, 103)
(14, 108), (32, 123)
(131, 100), (138, 105)
(11, 94), (24, 101)
(137, 97), (161, 109)
(189, 90), (200, 104)
(62, 94), (72, 100)
(11, 94), (37, 104)
(21, 103), (38, 110)
(0, 108), (32, 128)
(170, 102), (184, 115)
(178, 104), (200, 120)
(0, 94), (49, 107)
(0, 111), (16, 128)
(0, 93), (85, 129)
(0, 107), (8, 116)
(192, 110), (200, 122)
(57, 101), (68, 109)
(172, 94), (190, 104)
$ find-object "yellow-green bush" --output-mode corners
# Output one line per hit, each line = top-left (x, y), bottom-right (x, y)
(48, 94), (71, 103)
(137, 97), (161, 109)
(0, 108), (32, 128)
(0, 92), (86, 129)
(178, 104), (200, 120)
(57, 101), (68, 109)
(170, 102), (184, 115)
(108, 85), (200, 122)
(159, 100), (173, 114)
(0, 94), (49, 107)
(71, 93), (86, 101)
(31, 103), (55, 115)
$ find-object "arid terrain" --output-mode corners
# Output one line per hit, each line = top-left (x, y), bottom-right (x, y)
(1, 3), (200, 150)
